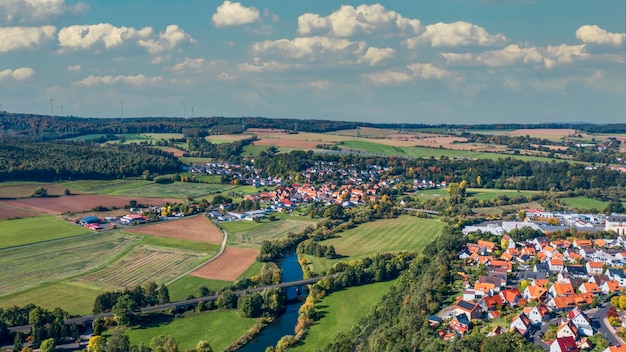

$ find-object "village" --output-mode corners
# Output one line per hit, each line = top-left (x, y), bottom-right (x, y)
(433, 214), (626, 352)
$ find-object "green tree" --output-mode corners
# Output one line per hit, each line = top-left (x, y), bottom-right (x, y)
(106, 327), (130, 352)
(32, 187), (48, 197)
(151, 335), (178, 352)
(113, 295), (137, 326)
(238, 292), (264, 318)
(194, 340), (213, 352)
(216, 290), (237, 309)
(87, 336), (106, 352)
(14, 332), (23, 352)
(604, 200), (626, 215)
(92, 318), (105, 336)
(158, 285), (170, 304)
(40, 338), (55, 352)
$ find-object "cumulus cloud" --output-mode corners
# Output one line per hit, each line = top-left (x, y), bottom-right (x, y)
(0, 26), (56, 52)
(404, 21), (507, 48)
(0, 67), (35, 81)
(576, 25), (625, 46)
(441, 43), (588, 68)
(238, 60), (300, 72)
(406, 63), (450, 79)
(138, 25), (195, 55)
(0, 0), (88, 25)
(252, 36), (366, 60)
(362, 62), (450, 85)
(58, 23), (152, 51)
(66, 64), (81, 72)
(298, 4), (422, 37)
(358, 47), (396, 66)
(171, 57), (206, 71)
(212, 1), (260, 27)
(72, 74), (163, 87)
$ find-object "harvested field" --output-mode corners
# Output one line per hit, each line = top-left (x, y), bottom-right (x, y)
(252, 138), (323, 148)
(0, 204), (43, 219)
(159, 147), (186, 157)
(206, 134), (253, 143)
(128, 216), (222, 244)
(0, 234), (139, 296)
(78, 246), (206, 289)
(3, 194), (177, 215)
(191, 247), (258, 281)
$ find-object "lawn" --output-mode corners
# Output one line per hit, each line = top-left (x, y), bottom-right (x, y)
(290, 280), (396, 352)
(136, 234), (221, 253)
(0, 234), (139, 296)
(61, 180), (152, 195)
(241, 144), (271, 156)
(0, 281), (102, 316)
(560, 197), (625, 211)
(222, 217), (317, 247)
(465, 188), (539, 201)
(126, 311), (256, 351)
(106, 182), (232, 199)
(0, 216), (90, 249)
(340, 140), (408, 156)
(301, 216), (444, 274)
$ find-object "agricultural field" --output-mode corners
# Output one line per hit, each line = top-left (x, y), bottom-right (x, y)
(291, 280), (396, 352)
(301, 216), (444, 274)
(126, 311), (256, 352)
(0, 281), (102, 316)
(105, 182), (232, 199)
(60, 179), (152, 195)
(128, 216), (223, 245)
(0, 203), (42, 219)
(0, 182), (74, 198)
(223, 217), (316, 247)
(560, 197), (611, 211)
(0, 216), (90, 248)
(205, 134), (253, 144)
(0, 234), (139, 296)
(474, 201), (544, 216)
(191, 247), (259, 281)
(77, 245), (209, 290)
(465, 188), (539, 201)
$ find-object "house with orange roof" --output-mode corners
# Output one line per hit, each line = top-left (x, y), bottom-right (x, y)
(509, 312), (532, 336)
(477, 240), (496, 253)
(489, 259), (512, 271)
(542, 246), (557, 258)
(499, 288), (522, 307)
(556, 320), (578, 339)
(594, 239), (608, 248)
(507, 248), (520, 256)
(478, 256), (493, 265)
(474, 282), (496, 296)
(480, 295), (504, 311)
(552, 251), (565, 261)
(578, 282), (601, 295)
(585, 261), (604, 275)
(549, 258), (564, 271)
(454, 299), (483, 320)
(523, 304), (550, 324)
(601, 280), (622, 294)
(500, 252), (513, 261)
(523, 285), (549, 302)
(566, 251), (583, 261)
(522, 247), (536, 256)
(604, 345), (626, 352)
(549, 283), (575, 297)
(547, 293), (594, 311)
(573, 239), (593, 248)
(533, 278), (550, 288)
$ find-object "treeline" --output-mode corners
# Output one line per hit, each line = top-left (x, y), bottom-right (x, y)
(296, 240), (336, 259)
(93, 282), (169, 315)
(186, 136), (256, 161)
(0, 141), (182, 181)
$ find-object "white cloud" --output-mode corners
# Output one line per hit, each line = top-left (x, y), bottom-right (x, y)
(218, 72), (235, 80)
(576, 25), (625, 46)
(0, 26), (56, 52)
(308, 80), (330, 89)
(298, 4), (422, 37)
(361, 70), (413, 86)
(529, 70), (606, 92)
(72, 74), (163, 87)
(0, 67), (35, 81)
(212, 1), (260, 28)
(404, 21), (507, 48)
(252, 36), (366, 60)
(238, 60), (299, 72)
(406, 63), (450, 79)
(442, 43), (588, 68)
(58, 23), (152, 51)
(138, 25), (195, 55)
(171, 57), (206, 71)
(0, 0), (88, 25)
(67, 64), (81, 72)
(358, 47), (396, 66)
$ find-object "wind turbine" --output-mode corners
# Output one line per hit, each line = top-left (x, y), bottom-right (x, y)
(190, 105), (194, 118)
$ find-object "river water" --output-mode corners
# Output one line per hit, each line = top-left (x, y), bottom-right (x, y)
(237, 253), (304, 352)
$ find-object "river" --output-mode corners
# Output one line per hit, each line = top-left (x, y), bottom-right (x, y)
(237, 253), (305, 352)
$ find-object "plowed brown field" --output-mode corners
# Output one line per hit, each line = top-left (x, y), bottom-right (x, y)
(129, 216), (222, 244)
(2, 195), (177, 215)
(191, 247), (258, 281)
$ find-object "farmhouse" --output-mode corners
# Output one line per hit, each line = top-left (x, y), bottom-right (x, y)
(79, 216), (100, 225)
(120, 214), (147, 224)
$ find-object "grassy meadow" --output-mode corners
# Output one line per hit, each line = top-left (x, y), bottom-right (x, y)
(223, 216), (317, 247)
(0, 216), (90, 248)
(291, 280), (396, 351)
(301, 216), (444, 274)
(126, 311), (255, 351)
(0, 281), (102, 315)
(560, 197), (609, 210)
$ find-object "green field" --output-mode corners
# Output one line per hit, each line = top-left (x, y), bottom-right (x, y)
(179, 157), (213, 164)
(302, 216), (444, 274)
(61, 179), (152, 194)
(65, 134), (110, 141)
(134, 233), (221, 253)
(560, 197), (622, 211)
(474, 201), (544, 216)
(415, 188), (449, 198)
(222, 215), (317, 247)
(106, 182), (231, 199)
(291, 280), (395, 352)
(0, 234), (139, 296)
(126, 311), (255, 351)
(466, 188), (538, 201)
(0, 281), (102, 315)
(0, 216), (90, 248)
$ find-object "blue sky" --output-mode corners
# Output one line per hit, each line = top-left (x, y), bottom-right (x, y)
(0, 0), (624, 124)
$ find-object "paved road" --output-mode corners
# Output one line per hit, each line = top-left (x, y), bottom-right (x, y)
(587, 302), (625, 346)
